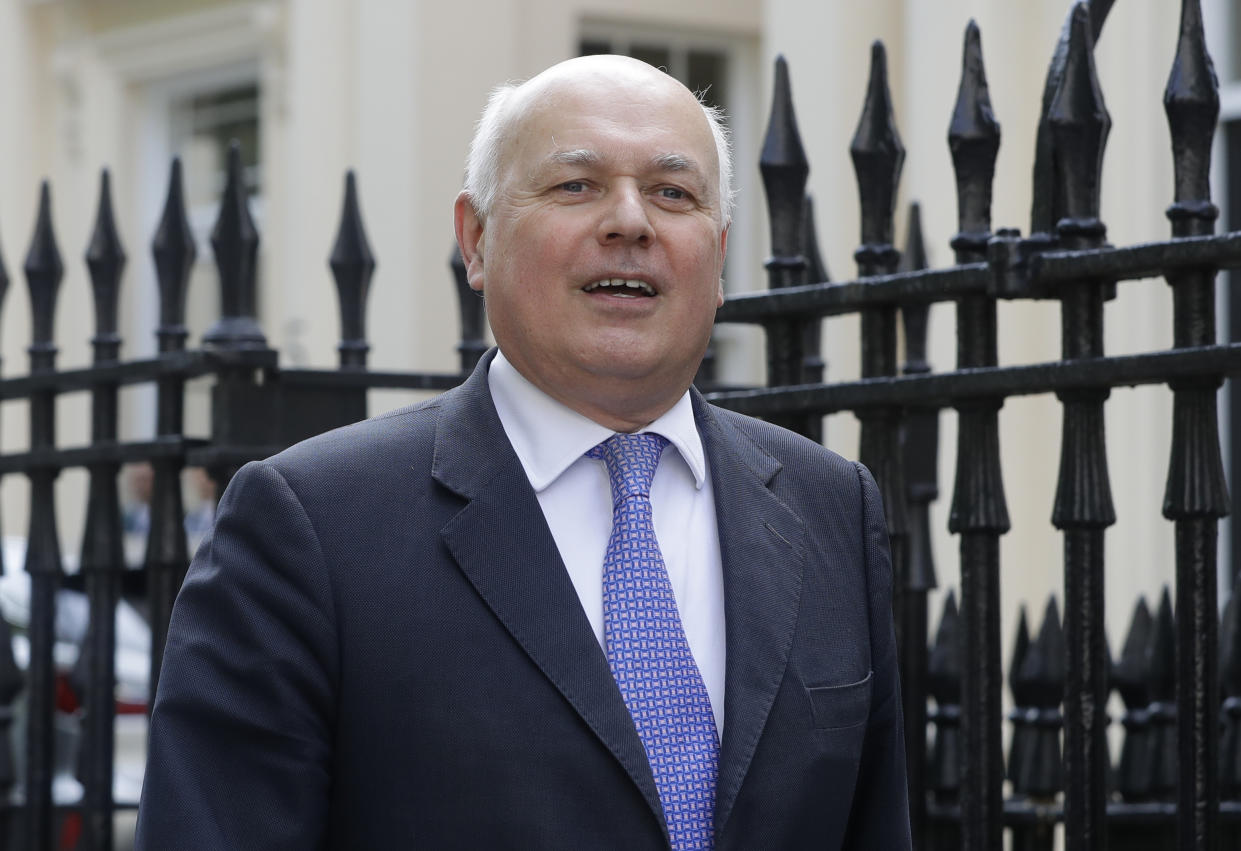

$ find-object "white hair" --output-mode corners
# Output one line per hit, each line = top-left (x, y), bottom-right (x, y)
(463, 80), (735, 229)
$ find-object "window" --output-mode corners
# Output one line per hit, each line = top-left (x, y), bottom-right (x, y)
(579, 34), (729, 113)
(171, 83), (262, 206)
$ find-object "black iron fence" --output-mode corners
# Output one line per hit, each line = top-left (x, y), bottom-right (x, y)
(709, 0), (1241, 849)
(0, 153), (487, 848)
(0, 0), (1239, 849)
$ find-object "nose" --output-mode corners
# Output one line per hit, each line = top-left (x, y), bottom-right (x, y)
(597, 183), (655, 246)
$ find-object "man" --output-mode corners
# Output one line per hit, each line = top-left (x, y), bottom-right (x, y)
(136, 55), (909, 850)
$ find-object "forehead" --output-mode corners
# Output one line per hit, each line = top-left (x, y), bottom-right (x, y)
(501, 74), (719, 187)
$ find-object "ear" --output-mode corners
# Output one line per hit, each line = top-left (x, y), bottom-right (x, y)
(715, 224), (730, 307)
(454, 192), (486, 292)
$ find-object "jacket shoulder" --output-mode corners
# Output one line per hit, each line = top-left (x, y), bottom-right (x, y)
(259, 393), (446, 489)
(705, 402), (860, 482)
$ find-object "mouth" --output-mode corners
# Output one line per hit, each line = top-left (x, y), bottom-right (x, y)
(582, 278), (657, 297)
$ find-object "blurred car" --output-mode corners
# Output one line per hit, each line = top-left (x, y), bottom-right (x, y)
(0, 535), (149, 849)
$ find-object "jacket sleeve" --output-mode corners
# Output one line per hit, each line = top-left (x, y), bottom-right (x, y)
(134, 460), (339, 850)
(841, 463), (912, 850)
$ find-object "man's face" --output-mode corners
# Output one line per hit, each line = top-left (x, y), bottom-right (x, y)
(456, 59), (728, 431)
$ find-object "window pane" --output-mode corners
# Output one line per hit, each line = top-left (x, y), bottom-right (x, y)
(687, 49), (727, 110)
(174, 84), (261, 206)
(629, 43), (671, 71)
(579, 39), (612, 56)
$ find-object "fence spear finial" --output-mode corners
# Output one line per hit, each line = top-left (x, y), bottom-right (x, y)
(760, 55), (809, 276)
(1165, 0), (1219, 215)
(850, 41), (904, 256)
(1017, 597), (1065, 797)
(0, 234), (8, 355)
(1146, 587), (1178, 798)
(151, 158), (196, 349)
(928, 590), (962, 698)
(204, 140), (266, 348)
(927, 591), (962, 796)
(1030, 0), (1113, 236)
(949, 20), (1000, 244)
(330, 170), (376, 369)
(86, 169), (126, 359)
(1115, 597), (1154, 705)
(1047, 1), (1110, 238)
(1006, 606), (1032, 789)
(1149, 588), (1177, 703)
(24, 181), (63, 361)
(1114, 597), (1154, 799)
(1009, 605), (1031, 702)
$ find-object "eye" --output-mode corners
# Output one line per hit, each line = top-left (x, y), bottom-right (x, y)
(560, 180), (587, 193)
(658, 186), (687, 200)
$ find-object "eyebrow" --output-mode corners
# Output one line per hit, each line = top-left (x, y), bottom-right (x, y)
(544, 149), (702, 175)
(547, 149), (601, 167)
(650, 152), (699, 173)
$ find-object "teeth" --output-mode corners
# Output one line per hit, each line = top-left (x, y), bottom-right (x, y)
(584, 278), (655, 295)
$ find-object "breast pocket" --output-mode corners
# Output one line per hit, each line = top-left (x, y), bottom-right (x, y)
(805, 670), (873, 730)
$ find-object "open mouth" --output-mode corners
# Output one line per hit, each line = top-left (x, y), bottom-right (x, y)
(583, 278), (656, 297)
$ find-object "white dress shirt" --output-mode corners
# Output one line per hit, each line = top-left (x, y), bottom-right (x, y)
(488, 351), (726, 734)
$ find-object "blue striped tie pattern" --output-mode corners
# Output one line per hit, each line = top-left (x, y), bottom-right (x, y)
(587, 433), (718, 850)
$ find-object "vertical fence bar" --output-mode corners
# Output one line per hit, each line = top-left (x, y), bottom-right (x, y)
(78, 170), (127, 850)
(943, 20), (1007, 851)
(899, 202), (935, 849)
(1045, 7), (1115, 849)
(927, 591), (962, 851)
(22, 180), (64, 851)
(848, 56), (910, 810)
(799, 194), (828, 391)
(147, 159), (196, 702)
(758, 56), (814, 438)
(1161, 3), (1228, 849)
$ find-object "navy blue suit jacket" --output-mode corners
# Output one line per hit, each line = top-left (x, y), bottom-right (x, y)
(136, 351), (910, 849)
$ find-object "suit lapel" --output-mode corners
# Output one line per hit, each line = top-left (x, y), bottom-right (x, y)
(432, 354), (667, 835)
(694, 395), (806, 838)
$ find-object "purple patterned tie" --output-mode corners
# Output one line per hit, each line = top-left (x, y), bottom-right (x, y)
(587, 433), (718, 850)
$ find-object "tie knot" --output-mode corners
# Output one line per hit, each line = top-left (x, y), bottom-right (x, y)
(587, 432), (668, 501)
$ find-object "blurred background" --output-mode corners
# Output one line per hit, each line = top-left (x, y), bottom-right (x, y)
(0, 1), (1238, 823)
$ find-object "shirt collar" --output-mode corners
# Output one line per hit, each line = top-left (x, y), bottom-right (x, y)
(488, 350), (707, 492)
